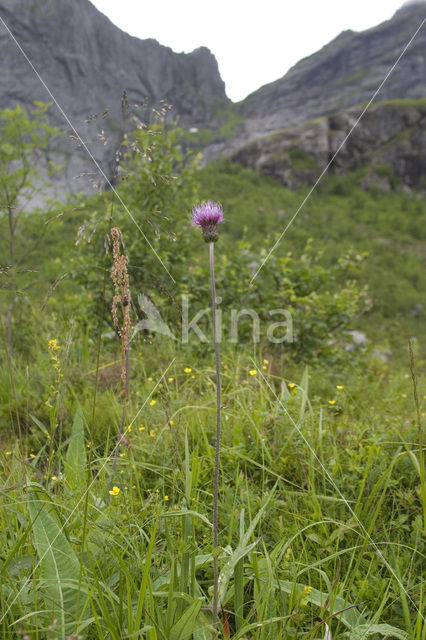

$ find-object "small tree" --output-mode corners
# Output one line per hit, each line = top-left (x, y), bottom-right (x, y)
(0, 102), (63, 349)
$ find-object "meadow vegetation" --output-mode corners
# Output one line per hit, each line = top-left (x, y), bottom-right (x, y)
(0, 105), (425, 639)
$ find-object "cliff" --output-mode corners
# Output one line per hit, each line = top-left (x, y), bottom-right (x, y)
(0, 0), (228, 194)
(231, 99), (426, 190)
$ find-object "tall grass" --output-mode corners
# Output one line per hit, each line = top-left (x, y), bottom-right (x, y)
(1, 335), (424, 638)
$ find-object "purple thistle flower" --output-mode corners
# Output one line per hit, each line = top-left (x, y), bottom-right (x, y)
(191, 201), (224, 243)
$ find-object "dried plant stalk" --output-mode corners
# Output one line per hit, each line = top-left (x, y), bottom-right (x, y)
(108, 227), (131, 501)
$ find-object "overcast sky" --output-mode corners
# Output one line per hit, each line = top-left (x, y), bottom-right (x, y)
(90, 1), (424, 102)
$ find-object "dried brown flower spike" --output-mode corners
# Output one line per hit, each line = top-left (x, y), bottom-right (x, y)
(110, 227), (131, 395)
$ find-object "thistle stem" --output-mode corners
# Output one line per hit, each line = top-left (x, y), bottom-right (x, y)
(210, 240), (222, 634)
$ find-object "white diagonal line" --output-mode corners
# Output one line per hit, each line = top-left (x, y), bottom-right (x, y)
(252, 359), (424, 622)
(250, 13), (426, 284)
(0, 358), (176, 625)
(0, 15), (175, 283)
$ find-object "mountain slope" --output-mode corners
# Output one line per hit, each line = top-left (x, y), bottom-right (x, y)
(238, 2), (426, 138)
(0, 0), (228, 124)
(202, 2), (426, 162)
(0, 0), (228, 193)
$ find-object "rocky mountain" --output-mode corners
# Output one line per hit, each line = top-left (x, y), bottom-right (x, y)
(0, 0), (228, 194)
(240, 2), (426, 137)
(204, 1), (426, 162)
(231, 99), (426, 190)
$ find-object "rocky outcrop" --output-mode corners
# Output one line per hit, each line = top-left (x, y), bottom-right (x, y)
(0, 0), (228, 195)
(202, 2), (426, 163)
(231, 100), (426, 190)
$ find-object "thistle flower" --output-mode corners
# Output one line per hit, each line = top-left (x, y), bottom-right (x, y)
(190, 200), (225, 632)
(191, 201), (224, 243)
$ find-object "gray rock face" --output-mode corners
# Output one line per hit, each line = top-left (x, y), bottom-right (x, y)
(231, 100), (426, 189)
(236, 3), (426, 141)
(0, 0), (228, 196)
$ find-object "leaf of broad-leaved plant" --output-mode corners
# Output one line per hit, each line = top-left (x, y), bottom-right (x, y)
(193, 612), (212, 640)
(28, 487), (81, 637)
(217, 484), (277, 607)
(169, 598), (203, 640)
(342, 623), (410, 639)
(64, 406), (87, 491)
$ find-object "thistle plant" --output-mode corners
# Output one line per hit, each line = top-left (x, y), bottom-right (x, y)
(191, 201), (224, 634)
(108, 226), (131, 500)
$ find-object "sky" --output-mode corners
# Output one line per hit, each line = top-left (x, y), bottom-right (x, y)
(90, 1), (423, 102)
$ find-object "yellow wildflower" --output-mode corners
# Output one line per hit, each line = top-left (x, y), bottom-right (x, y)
(288, 382), (296, 388)
(147, 377), (152, 381)
(184, 367), (192, 373)
(150, 430), (156, 438)
(150, 399), (157, 406)
(262, 365), (267, 371)
(51, 476), (57, 481)
(168, 377), (174, 382)
(336, 385), (344, 390)
(6, 451), (11, 456)
(169, 420), (174, 426)
(263, 359), (269, 364)
(328, 400), (336, 405)
(119, 453), (125, 458)
(29, 453), (35, 458)
(300, 584), (312, 606)
(109, 486), (120, 496)
(249, 370), (257, 376)
(48, 339), (61, 351)
(164, 495), (169, 501)
(139, 426), (145, 431)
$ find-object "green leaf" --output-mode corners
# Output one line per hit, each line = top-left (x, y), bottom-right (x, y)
(218, 485), (277, 607)
(64, 406), (87, 491)
(28, 487), (81, 636)
(192, 612), (212, 640)
(299, 365), (310, 421)
(274, 578), (366, 629)
(348, 624), (410, 639)
(169, 598), (203, 640)
(218, 539), (260, 608)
